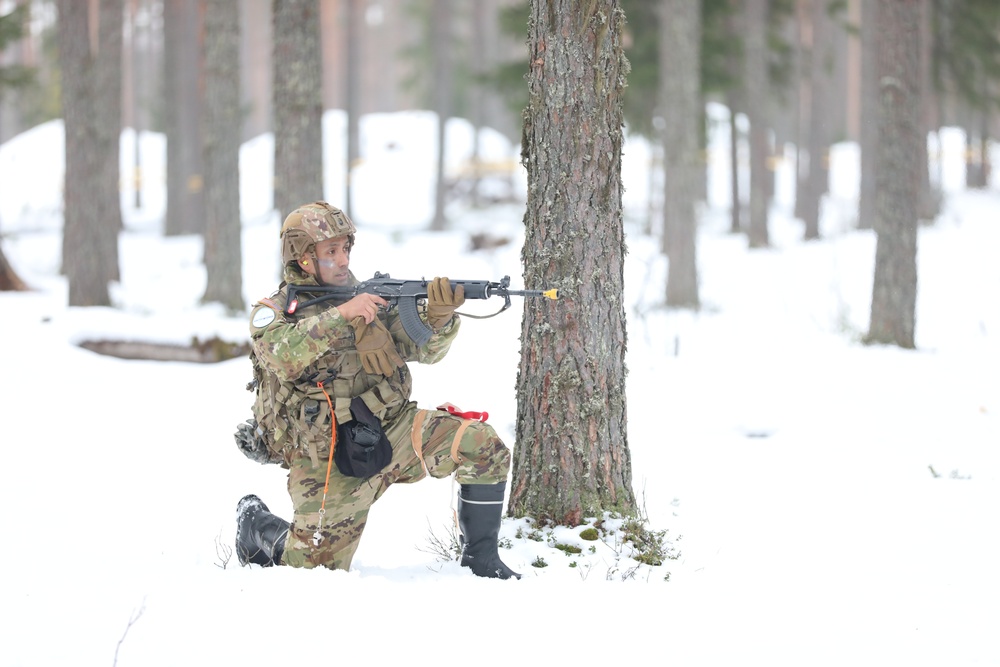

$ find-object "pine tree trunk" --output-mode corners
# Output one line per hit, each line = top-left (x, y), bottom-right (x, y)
(163, 0), (205, 236)
(724, 7), (743, 235)
(803, 0), (831, 241)
(201, 0), (244, 311)
(430, 0), (453, 231)
(916, 0), (938, 220)
(727, 95), (741, 234)
(867, 0), (921, 349)
(858, 0), (878, 231)
(511, 0), (635, 526)
(241, 0), (272, 141)
(744, 0), (770, 248)
(57, 0), (122, 307)
(660, 0), (701, 308)
(345, 0), (362, 218)
(273, 0), (324, 219)
(793, 0), (807, 223)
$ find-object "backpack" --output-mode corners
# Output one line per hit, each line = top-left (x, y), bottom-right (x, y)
(235, 347), (300, 467)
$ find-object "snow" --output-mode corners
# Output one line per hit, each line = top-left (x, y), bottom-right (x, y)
(1, 107), (999, 666)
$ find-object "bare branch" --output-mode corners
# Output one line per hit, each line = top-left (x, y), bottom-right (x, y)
(113, 599), (146, 667)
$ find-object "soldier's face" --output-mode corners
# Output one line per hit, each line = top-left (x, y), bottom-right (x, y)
(307, 237), (352, 286)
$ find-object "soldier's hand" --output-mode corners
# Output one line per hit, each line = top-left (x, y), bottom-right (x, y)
(337, 293), (388, 324)
(426, 277), (465, 329)
(350, 316), (405, 376)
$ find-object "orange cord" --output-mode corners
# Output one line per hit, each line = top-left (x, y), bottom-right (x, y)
(316, 381), (337, 532)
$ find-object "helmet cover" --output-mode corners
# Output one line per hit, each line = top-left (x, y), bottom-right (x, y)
(280, 201), (357, 265)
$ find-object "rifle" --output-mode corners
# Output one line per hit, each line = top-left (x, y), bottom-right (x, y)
(285, 272), (559, 347)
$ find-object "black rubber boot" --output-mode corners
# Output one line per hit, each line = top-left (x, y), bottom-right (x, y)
(458, 482), (521, 580)
(235, 494), (289, 567)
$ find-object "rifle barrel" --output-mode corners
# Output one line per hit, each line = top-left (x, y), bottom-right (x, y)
(506, 288), (559, 300)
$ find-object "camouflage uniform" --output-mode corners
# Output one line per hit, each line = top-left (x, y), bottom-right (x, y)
(249, 265), (511, 571)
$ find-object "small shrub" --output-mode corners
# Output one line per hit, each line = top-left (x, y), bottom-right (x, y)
(621, 518), (669, 566)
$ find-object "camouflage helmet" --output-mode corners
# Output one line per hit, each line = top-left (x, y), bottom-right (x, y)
(280, 201), (357, 265)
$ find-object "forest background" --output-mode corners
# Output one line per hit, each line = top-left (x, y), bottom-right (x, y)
(2, 3), (1000, 664)
(2, 0), (999, 250)
(2, 0), (1000, 549)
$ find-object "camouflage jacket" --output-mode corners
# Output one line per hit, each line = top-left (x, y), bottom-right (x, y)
(248, 266), (459, 462)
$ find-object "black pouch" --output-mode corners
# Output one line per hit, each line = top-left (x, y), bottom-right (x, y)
(335, 397), (392, 478)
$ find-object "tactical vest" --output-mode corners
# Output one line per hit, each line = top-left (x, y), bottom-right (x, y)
(247, 281), (413, 468)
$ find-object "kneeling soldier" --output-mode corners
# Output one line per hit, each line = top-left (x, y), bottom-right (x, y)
(235, 201), (519, 579)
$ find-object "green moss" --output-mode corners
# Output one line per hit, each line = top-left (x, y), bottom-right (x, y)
(579, 527), (599, 541)
(555, 543), (582, 555)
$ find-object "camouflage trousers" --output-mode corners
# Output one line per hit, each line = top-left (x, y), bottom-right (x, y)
(281, 401), (511, 570)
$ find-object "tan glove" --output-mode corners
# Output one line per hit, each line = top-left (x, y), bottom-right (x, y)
(350, 316), (405, 376)
(426, 277), (465, 329)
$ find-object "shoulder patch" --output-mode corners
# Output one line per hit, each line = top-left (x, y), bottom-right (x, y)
(252, 306), (277, 328)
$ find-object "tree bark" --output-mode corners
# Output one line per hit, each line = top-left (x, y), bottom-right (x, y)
(660, 0), (701, 308)
(201, 0), (244, 311)
(511, 0), (635, 526)
(726, 1), (744, 235)
(858, 0), (878, 230)
(916, 0), (939, 219)
(345, 0), (362, 218)
(429, 0), (453, 231)
(867, 0), (921, 348)
(272, 0), (324, 219)
(163, 0), (205, 236)
(802, 0), (832, 240)
(57, 0), (123, 307)
(240, 0), (272, 142)
(727, 94), (741, 234)
(744, 0), (770, 248)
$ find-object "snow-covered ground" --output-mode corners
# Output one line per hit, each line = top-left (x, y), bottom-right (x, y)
(0, 109), (998, 666)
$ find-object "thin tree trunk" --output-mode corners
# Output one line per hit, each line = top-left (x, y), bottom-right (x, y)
(744, 0), (770, 248)
(272, 0), (324, 219)
(201, 0), (243, 311)
(803, 0), (831, 240)
(163, 0), (205, 236)
(867, 0), (921, 348)
(917, 0), (938, 219)
(793, 0), (808, 222)
(345, 0), (362, 218)
(511, 0), (635, 525)
(430, 0), (453, 231)
(660, 0), (701, 308)
(58, 0), (122, 307)
(725, 3), (743, 235)
(727, 96), (741, 234)
(470, 0), (487, 208)
(858, 0), (878, 230)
